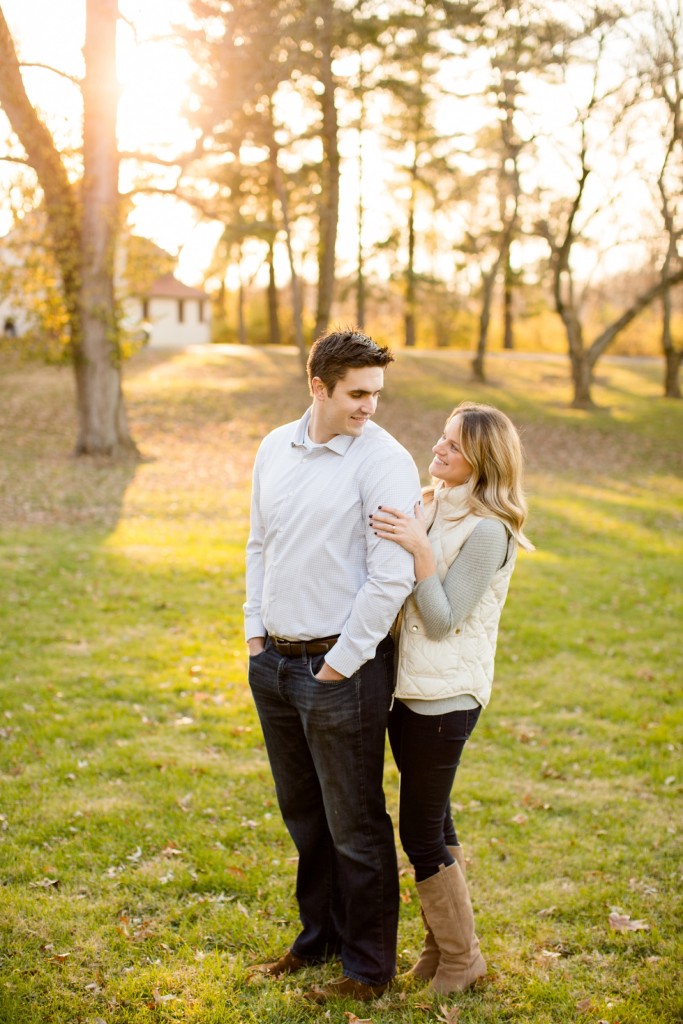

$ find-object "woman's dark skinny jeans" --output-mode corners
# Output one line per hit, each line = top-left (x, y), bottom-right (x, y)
(388, 699), (481, 882)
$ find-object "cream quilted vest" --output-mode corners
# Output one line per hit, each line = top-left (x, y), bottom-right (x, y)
(395, 483), (516, 708)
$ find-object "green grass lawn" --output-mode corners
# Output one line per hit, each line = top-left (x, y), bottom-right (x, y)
(0, 346), (681, 1024)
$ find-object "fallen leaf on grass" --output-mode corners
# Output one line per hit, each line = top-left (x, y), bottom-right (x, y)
(540, 949), (562, 959)
(161, 842), (184, 858)
(576, 997), (594, 1012)
(536, 906), (556, 917)
(436, 1004), (461, 1024)
(608, 911), (649, 932)
(511, 814), (528, 826)
(47, 952), (70, 963)
(226, 865), (246, 879)
(30, 878), (59, 889)
(148, 989), (178, 1007)
(344, 1013), (373, 1023)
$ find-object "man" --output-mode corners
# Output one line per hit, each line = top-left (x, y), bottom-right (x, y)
(244, 329), (421, 1002)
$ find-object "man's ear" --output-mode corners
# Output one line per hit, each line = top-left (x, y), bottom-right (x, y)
(311, 376), (328, 401)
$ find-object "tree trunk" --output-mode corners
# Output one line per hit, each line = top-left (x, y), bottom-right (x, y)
(356, 204), (366, 331)
(664, 348), (682, 398)
(269, 141), (307, 372)
(555, 266), (683, 407)
(76, 0), (135, 456)
(661, 252), (681, 398)
(313, 1), (340, 342)
(0, 9), (81, 347)
(237, 246), (247, 345)
(266, 230), (281, 345)
(355, 66), (366, 331)
(472, 260), (501, 382)
(569, 347), (594, 407)
(558, 306), (595, 407)
(404, 187), (417, 348)
(473, 180), (518, 379)
(0, 3), (136, 456)
(503, 247), (515, 350)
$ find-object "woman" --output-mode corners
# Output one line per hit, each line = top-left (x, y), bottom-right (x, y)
(370, 401), (533, 996)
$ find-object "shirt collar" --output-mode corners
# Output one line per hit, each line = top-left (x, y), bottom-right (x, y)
(291, 407), (356, 456)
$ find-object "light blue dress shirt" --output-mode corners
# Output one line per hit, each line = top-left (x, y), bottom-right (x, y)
(244, 407), (422, 678)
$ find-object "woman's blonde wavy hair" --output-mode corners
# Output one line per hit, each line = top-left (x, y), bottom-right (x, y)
(424, 401), (534, 551)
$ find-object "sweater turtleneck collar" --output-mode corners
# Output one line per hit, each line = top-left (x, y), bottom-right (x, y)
(425, 480), (471, 531)
(434, 480), (471, 511)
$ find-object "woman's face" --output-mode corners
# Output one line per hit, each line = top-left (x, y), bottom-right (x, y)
(429, 414), (472, 487)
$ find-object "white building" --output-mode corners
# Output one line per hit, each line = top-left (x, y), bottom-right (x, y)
(0, 222), (212, 347)
(126, 273), (211, 348)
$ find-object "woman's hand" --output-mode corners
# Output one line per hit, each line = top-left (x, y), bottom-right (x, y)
(371, 503), (437, 582)
(370, 503), (430, 555)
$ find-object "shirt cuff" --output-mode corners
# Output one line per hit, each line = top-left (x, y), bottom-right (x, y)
(324, 643), (361, 679)
(244, 615), (265, 642)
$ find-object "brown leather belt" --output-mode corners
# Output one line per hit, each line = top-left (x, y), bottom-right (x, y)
(270, 635), (340, 657)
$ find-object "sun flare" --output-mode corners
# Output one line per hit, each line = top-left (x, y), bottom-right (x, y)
(117, 29), (197, 155)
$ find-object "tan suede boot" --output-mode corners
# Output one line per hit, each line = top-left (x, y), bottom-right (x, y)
(416, 858), (487, 995)
(406, 906), (440, 980)
(405, 845), (459, 981)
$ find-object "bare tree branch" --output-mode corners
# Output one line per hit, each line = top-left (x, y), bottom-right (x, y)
(119, 132), (207, 171)
(588, 266), (683, 365)
(119, 148), (202, 168)
(120, 183), (220, 219)
(18, 62), (82, 86)
(0, 152), (31, 165)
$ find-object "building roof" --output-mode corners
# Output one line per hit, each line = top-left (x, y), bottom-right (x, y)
(146, 273), (208, 300)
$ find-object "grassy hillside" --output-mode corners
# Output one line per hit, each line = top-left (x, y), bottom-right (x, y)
(0, 346), (681, 1024)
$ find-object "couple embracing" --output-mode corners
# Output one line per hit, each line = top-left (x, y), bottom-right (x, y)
(243, 329), (532, 1003)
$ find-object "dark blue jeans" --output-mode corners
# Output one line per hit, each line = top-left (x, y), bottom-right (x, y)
(388, 700), (481, 882)
(248, 634), (398, 986)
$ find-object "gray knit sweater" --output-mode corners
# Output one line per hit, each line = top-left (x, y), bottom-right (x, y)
(399, 518), (509, 716)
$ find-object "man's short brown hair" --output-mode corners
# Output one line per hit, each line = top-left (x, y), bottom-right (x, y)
(307, 328), (394, 394)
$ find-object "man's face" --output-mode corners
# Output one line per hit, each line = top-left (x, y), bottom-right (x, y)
(311, 366), (384, 442)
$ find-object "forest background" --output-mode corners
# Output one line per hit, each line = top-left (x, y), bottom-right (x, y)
(0, 0), (682, 457)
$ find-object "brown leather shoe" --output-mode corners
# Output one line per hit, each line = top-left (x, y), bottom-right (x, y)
(305, 975), (389, 1002)
(247, 949), (309, 979)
